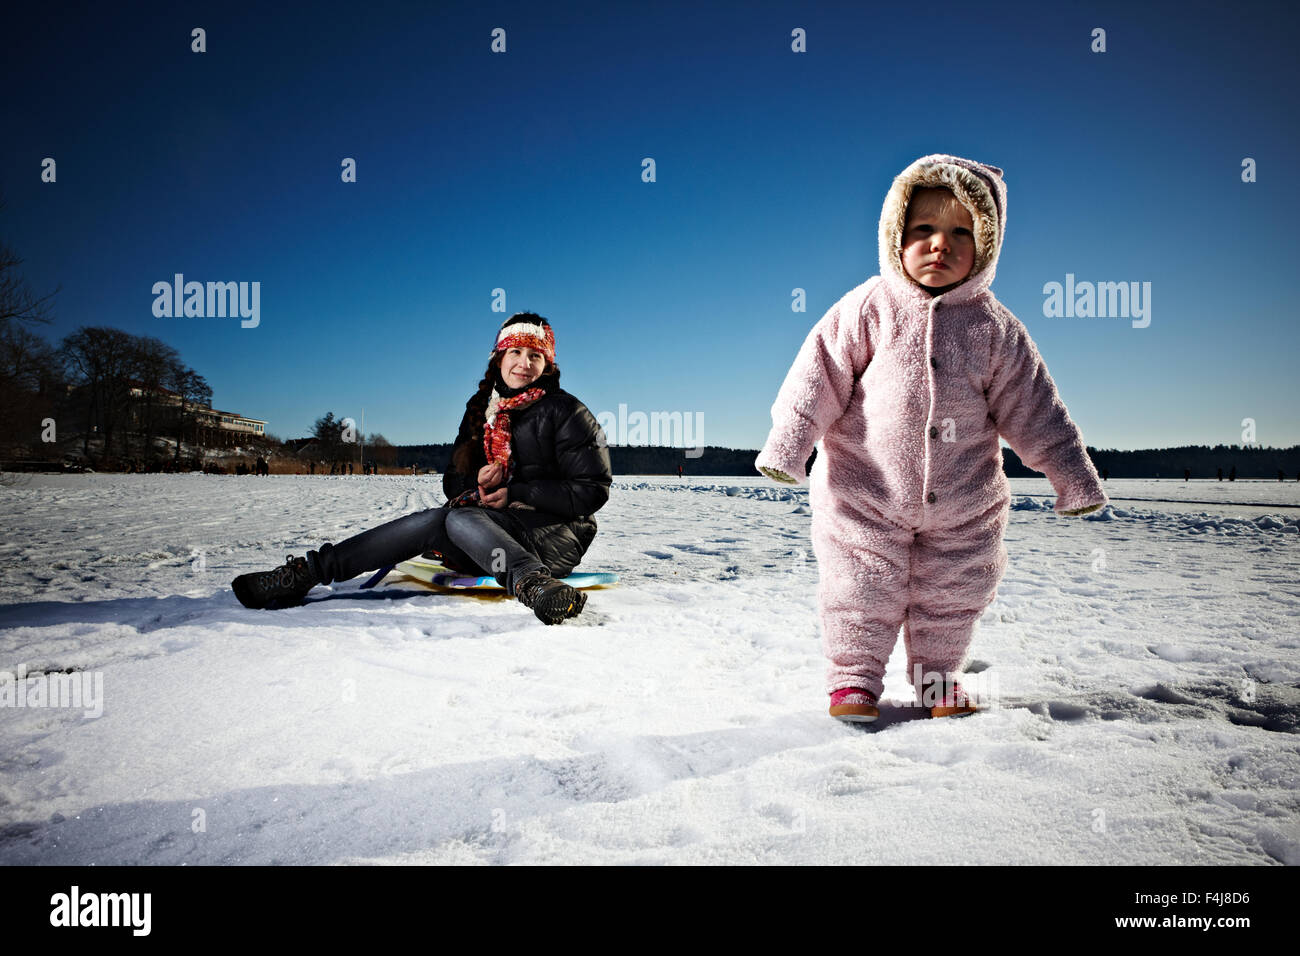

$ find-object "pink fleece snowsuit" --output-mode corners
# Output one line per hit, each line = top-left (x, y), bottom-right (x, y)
(756, 154), (1108, 700)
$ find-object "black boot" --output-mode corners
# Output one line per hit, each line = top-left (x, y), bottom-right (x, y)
(232, 555), (320, 609)
(513, 570), (585, 625)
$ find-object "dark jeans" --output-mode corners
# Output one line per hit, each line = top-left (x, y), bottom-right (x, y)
(307, 505), (548, 594)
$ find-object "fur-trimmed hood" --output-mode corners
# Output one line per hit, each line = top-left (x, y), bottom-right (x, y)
(878, 154), (1007, 304)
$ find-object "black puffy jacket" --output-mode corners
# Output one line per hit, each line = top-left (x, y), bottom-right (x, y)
(442, 387), (612, 577)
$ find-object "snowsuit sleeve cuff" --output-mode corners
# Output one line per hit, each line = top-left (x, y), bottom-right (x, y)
(1052, 470), (1108, 515)
(755, 416), (818, 484)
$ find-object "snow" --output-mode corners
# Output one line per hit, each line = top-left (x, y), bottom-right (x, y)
(1, 474), (1297, 865)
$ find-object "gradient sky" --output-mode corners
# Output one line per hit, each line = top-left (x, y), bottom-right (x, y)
(4, 0), (1297, 451)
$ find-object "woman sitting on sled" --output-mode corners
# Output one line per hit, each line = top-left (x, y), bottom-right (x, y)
(231, 312), (612, 624)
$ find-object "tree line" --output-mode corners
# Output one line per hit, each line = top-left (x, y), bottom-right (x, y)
(0, 213), (396, 472)
(388, 443), (778, 476)
(307, 411), (398, 472)
(395, 443), (1300, 480)
(1068, 445), (1300, 481)
(2, 312), (229, 468)
(4, 207), (1297, 478)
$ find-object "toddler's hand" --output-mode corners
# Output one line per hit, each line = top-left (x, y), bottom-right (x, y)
(1062, 503), (1103, 516)
(759, 465), (798, 485)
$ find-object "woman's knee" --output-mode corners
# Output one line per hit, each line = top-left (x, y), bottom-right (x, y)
(443, 507), (475, 535)
(403, 506), (449, 547)
(446, 507), (525, 551)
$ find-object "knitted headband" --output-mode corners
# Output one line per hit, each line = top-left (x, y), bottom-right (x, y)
(493, 316), (556, 364)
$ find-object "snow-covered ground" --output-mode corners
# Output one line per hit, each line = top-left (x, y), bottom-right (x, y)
(1, 473), (1297, 865)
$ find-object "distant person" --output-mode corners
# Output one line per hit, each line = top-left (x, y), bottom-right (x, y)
(677, 464), (683, 479)
(1184, 468), (1190, 482)
(232, 313), (611, 625)
(1229, 465), (1237, 481)
(1280, 469), (1286, 483)
(756, 154), (1106, 725)
(1102, 467), (1108, 481)
(1217, 467), (1223, 481)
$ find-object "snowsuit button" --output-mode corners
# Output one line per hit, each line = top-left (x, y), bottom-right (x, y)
(926, 491), (936, 503)
(929, 425), (938, 439)
(930, 356), (938, 368)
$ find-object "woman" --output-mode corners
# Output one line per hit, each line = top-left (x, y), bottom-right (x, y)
(231, 313), (612, 624)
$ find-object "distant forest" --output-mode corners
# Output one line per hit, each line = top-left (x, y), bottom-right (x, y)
(394, 443), (1300, 480)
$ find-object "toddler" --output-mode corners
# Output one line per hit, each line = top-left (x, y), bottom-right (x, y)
(756, 154), (1107, 722)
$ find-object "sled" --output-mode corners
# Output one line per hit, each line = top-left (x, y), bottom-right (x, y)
(360, 555), (619, 591)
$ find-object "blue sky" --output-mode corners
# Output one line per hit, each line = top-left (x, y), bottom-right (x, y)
(4, 0), (1297, 451)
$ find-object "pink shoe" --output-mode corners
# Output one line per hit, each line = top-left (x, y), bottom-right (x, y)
(921, 679), (977, 718)
(829, 687), (879, 723)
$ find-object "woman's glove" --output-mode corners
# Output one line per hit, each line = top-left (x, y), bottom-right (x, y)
(759, 465), (798, 485)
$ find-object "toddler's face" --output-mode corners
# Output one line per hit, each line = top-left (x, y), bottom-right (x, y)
(900, 189), (976, 288)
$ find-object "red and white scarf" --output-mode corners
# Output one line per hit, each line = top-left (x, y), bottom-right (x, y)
(482, 385), (546, 471)
(448, 381), (547, 508)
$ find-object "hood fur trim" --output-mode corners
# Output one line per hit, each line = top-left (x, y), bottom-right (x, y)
(879, 155), (1006, 293)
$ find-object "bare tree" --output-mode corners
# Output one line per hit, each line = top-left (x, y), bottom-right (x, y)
(0, 201), (63, 458)
(129, 336), (180, 461)
(0, 199), (59, 329)
(165, 360), (211, 465)
(0, 319), (63, 450)
(59, 326), (136, 463)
